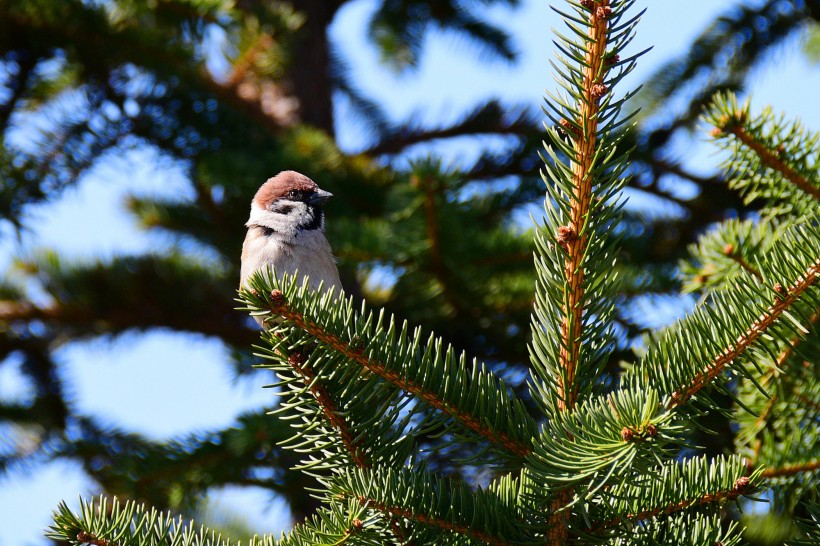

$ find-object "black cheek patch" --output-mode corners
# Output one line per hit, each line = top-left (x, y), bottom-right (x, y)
(303, 206), (323, 231)
(271, 203), (294, 215)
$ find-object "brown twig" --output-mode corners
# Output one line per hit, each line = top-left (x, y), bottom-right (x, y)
(76, 531), (116, 546)
(548, 2), (612, 543)
(759, 460), (820, 478)
(749, 311), (819, 462)
(722, 244), (763, 281)
(592, 477), (751, 532)
(751, 394), (778, 462)
(286, 352), (370, 468)
(413, 174), (464, 317)
(667, 258), (820, 409)
(265, 291), (531, 458)
(361, 105), (535, 156)
(225, 33), (275, 88)
(0, 299), (257, 348)
(360, 497), (512, 546)
(772, 311), (819, 374)
(728, 125), (820, 202)
(557, 0), (610, 412)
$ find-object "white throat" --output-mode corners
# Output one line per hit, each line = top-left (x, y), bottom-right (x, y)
(246, 202), (321, 237)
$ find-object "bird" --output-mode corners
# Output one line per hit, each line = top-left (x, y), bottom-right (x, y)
(240, 171), (343, 323)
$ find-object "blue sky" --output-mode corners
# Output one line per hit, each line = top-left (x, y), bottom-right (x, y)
(2, 0), (820, 543)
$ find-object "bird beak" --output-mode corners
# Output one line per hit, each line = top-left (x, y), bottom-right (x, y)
(309, 188), (333, 205)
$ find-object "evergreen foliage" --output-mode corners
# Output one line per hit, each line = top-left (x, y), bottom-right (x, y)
(0, 0), (816, 544)
(45, 0), (820, 544)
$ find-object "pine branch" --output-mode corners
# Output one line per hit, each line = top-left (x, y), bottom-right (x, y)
(788, 498), (820, 546)
(705, 92), (820, 214)
(47, 495), (387, 546)
(531, 0), (645, 416)
(604, 513), (743, 546)
(667, 256), (820, 409)
(287, 351), (370, 468)
(594, 477), (753, 532)
(0, 255), (256, 347)
(414, 171), (465, 318)
(361, 101), (536, 156)
(361, 499), (510, 546)
(773, 312), (819, 371)
(278, 349), (412, 543)
(575, 455), (758, 545)
(628, 213), (820, 413)
(6, 3), (290, 137)
(264, 289), (531, 458)
(241, 272), (537, 463)
(554, 0), (612, 414)
(531, 1), (647, 541)
(328, 467), (531, 546)
(639, 0), (814, 151)
(46, 496), (235, 546)
(759, 460), (820, 479)
(723, 244), (763, 282)
(529, 388), (682, 493)
(725, 123), (820, 203)
(743, 311), (819, 461)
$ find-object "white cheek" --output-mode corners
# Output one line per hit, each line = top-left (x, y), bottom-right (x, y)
(246, 202), (303, 234)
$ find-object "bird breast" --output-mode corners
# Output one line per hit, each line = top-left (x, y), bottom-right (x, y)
(240, 228), (343, 295)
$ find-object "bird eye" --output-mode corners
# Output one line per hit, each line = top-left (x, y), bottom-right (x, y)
(286, 190), (299, 199)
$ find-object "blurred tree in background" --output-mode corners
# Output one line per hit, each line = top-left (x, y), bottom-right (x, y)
(0, 0), (818, 542)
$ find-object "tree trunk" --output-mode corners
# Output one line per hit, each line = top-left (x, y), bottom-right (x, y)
(290, 0), (338, 135)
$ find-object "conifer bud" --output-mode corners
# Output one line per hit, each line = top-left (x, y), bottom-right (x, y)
(559, 118), (581, 139)
(289, 352), (306, 366)
(556, 225), (577, 251)
(591, 83), (608, 99)
(270, 289), (285, 307)
(734, 476), (751, 492)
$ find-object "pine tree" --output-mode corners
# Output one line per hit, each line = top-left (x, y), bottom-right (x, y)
(4, 4), (820, 522)
(45, 0), (820, 544)
(0, 0), (532, 523)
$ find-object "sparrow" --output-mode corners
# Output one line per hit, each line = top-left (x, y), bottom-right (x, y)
(240, 171), (343, 322)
